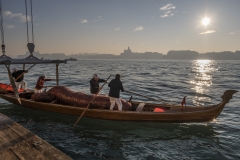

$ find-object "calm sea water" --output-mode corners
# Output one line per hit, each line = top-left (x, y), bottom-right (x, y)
(0, 60), (239, 160)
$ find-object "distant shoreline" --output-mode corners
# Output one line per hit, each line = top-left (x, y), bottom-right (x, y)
(17, 47), (240, 60)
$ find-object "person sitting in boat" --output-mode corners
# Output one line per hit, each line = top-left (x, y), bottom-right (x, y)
(108, 74), (124, 111)
(11, 67), (28, 92)
(89, 74), (106, 94)
(34, 75), (53, 93)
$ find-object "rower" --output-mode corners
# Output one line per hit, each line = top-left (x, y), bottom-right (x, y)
(34, 75), (54, 93)
(11, 67), (28, 92)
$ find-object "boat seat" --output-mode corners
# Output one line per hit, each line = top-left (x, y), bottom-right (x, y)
(136, 103), (145, 112)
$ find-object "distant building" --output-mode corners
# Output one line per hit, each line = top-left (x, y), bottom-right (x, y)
(120, 47), (164, 59)
(123, 46), (132, 54)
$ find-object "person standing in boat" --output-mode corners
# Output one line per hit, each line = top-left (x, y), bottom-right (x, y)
(89, 74), (106, 94)
(108, 74), (124, 111)
(34, 75), (53, 93)
(11, 67), (28, 92)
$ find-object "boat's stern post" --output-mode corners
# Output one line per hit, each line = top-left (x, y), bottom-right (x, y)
(221, 90), (238, 103)
(56, 62), (59, 86)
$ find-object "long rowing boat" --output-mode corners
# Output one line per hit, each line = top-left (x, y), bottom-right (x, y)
(0, 88), (237, 123)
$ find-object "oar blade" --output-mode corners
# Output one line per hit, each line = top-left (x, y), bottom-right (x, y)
(17, 98), (22, 105)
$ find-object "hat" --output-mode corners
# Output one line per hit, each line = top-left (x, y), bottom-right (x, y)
(12, 67), (17, 72)
(93, 74), (98, 78)
(42, 74), (47, 78)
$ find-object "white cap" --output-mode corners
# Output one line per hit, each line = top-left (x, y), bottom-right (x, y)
(12, 67), (17, 72)
(42, 74), (47, 78)
(93, 74), (98, 78)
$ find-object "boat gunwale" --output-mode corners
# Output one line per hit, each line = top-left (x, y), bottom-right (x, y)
(0, 93), (224, 115)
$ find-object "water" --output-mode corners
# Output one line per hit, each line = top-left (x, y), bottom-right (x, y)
(0, 60), (239, 159)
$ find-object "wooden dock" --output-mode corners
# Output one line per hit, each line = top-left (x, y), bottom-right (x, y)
(0, 113), (72, 160)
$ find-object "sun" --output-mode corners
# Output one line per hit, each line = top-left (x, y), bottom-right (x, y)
(202, 17), (210, 26)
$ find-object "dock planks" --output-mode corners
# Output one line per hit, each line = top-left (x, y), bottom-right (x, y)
(0, 113), (72, 160)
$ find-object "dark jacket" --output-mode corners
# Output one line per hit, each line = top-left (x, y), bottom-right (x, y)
(89, 78), (105, 94)
(108, 78), (124, 98)
(12, 70), (27, 82)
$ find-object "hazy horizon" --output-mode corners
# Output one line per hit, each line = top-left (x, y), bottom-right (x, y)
(2, 0), (240, 57)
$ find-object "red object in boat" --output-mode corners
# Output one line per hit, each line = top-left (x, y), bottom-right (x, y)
(0, 83), (24, 92)
(154, 107), (167, 112)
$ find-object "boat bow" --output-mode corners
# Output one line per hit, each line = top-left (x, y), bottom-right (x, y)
(221, 90), (238, 103)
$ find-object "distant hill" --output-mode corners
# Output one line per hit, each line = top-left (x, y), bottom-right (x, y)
(166, 50), (199, 59)
(17, 48), (240, 60)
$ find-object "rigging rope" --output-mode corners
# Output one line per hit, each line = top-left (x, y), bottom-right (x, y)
(30, 0), (34, 44)
(25, 0), (35, 55)
(0, 0), (5, 55)
(24, 0), (29, 43)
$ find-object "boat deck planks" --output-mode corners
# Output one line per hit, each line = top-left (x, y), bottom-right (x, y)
(0, 113), (72, 160)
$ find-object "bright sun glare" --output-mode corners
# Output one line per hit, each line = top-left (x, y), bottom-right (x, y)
(202, 17), (210, 26)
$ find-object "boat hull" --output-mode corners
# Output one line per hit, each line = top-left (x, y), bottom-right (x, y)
(0, 93), (229, 123)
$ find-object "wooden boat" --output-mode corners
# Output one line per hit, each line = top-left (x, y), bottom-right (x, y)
(0, 88), (237, 123)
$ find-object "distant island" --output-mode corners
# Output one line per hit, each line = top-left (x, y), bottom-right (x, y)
(17, 47), (240, 60)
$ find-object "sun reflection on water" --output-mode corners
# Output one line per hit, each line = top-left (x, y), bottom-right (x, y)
(190, 60), (218, 106)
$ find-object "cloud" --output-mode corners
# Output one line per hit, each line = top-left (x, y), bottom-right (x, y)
(160, 3), (176, 11)
(199, 30), (216, 34)
(5, 24), (16, 29)
(159, 3), (176, 18)
(81, 19), (88, 23)
(80, 16), (103, 23)
(115, 27), (121, 31)
(94, 16), (103, 22)
(229, 31), (240, 35)
(134, 26), (143, 31)
(4, 11), (31, 22)
(161, 11), (174, 18)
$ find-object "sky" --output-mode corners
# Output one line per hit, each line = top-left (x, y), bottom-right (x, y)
(1, 0), (240, 57)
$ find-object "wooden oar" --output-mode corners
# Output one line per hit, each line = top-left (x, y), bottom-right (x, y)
(73, 75), (111, 128)
(5, 64), (21, 105)
(124, 90), (168, 103)
(2, 57), (44, 92)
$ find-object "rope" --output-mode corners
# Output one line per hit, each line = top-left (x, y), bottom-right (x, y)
(24, 0), (34, 43)
(30, 0), (34, 43)
(0, 0), (5, 45)
(24, 0), (29, 43)
(0, 0), (6, 56)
